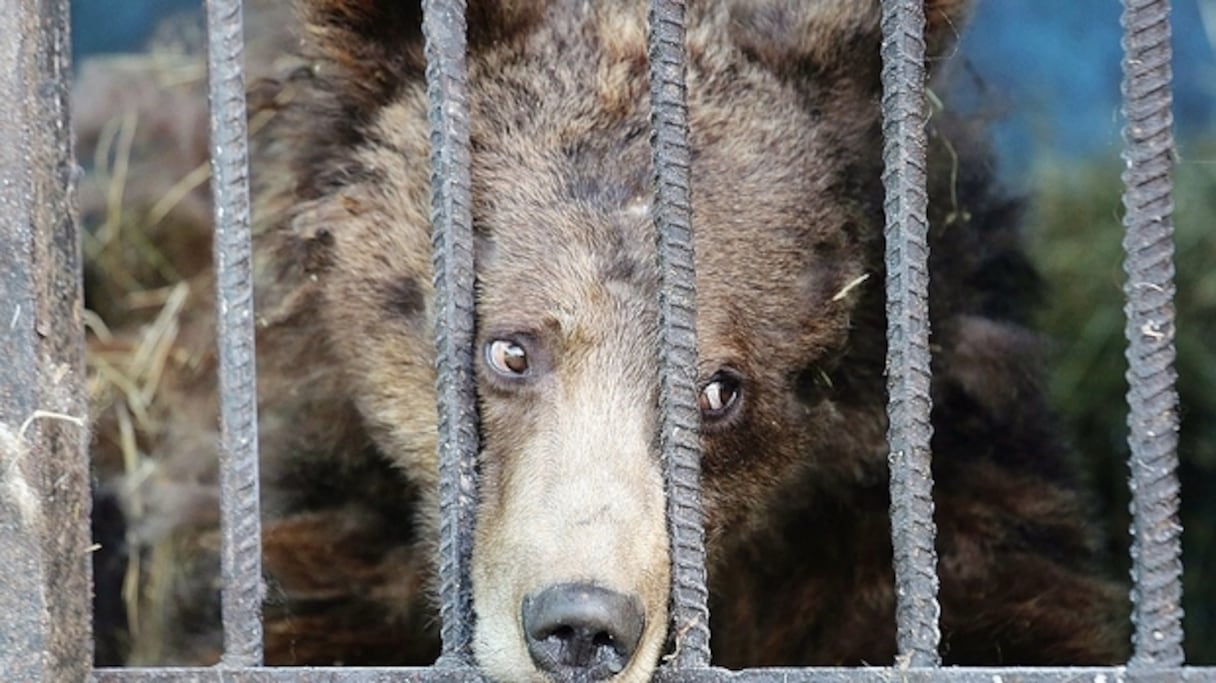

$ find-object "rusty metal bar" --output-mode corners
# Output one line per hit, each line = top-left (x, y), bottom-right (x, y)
(648, 0), (711, 671)
(0, 0), (92, 679)
(205, 0), (265, 667)
(878, 0), (941, 667)
(89, 666), (1216, 682)
(422, 0), (480, 665)
(1119, 0), (1185, 668)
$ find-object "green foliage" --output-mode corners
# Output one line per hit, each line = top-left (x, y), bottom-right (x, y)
(1030, 139), (1216, 662)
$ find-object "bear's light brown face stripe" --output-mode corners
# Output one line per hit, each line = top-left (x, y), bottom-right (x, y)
(472, 335), (671, 683)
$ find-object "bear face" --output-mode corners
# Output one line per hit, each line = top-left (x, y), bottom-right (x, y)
(260, 1), (1008, 680)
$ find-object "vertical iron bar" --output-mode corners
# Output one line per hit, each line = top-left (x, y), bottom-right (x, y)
(205, 0), (264, 667)
(0, 0), (91, 679)
(648, 0), (711, 670)
(422, 0), (479, 664)
(1120, 0), (1185, 667)
(878, 0), (941, 667)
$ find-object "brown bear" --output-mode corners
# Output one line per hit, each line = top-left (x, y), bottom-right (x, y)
(86, 0), (1130, 678)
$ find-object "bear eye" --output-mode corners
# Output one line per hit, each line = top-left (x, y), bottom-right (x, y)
(699, 371), (742, 421)
(486, 339), (529, 376)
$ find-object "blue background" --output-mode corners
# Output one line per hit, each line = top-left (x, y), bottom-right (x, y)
(955, 0), (1215, 177)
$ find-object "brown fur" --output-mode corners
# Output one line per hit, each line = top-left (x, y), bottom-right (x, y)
(89, 0), (1129, 676)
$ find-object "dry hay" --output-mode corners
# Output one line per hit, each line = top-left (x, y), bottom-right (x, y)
(80, 0), (297, 664)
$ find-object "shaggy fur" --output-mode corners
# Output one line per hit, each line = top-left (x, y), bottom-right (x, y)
(89, 0), (1129, 676)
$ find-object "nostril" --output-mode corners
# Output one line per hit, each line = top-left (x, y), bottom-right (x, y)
(521, 582), (645, 680)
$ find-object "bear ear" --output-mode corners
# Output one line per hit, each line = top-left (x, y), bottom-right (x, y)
(726, 0), (969, 84)
(299, 0), (549, 109)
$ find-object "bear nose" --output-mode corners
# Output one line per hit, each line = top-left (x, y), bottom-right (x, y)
(521, 582), (645, 680)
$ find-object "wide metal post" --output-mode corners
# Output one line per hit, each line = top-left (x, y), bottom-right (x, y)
(0, 0), (91, 680)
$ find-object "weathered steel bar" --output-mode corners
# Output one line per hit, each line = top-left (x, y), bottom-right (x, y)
(1119, 0), (1185, 667)
(648, 0), (711, 670)
(422, 0), (480, 664)
(204, 0), (265, 667)
(89, 666), (1216, 683)
(0, 0), (92, 679)
(877, 0), (941, 667)
(92, 668), (487, 683)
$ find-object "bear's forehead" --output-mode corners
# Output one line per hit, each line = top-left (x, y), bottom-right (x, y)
(352, 0), (870, 369)
(362, 0), (856, 244)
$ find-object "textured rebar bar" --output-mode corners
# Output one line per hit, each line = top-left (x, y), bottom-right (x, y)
(647, 0), (710, 670)
(878, 0), (941, 667)
(205, 0), (264, 667)
(422, 0), (479, 664)
(1120, 0), (1184, 667)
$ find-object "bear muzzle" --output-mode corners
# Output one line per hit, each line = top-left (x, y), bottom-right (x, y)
(521, 582), (645, 680)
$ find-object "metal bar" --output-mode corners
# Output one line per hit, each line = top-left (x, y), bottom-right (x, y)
(0, 0), (91, 679)
(1119, 0), (1184, 668)
(422, 0), (480, 665)
(664, 667), (1216, 683)
(93, 668), (487, 683)
(647, 0), (711, 670)
(80, 662), (1216, 681)
(205, 0), (265, 667)
(878, 0), (940, 667)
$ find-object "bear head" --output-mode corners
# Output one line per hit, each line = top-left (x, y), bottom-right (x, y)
(262, 0), (970, 680)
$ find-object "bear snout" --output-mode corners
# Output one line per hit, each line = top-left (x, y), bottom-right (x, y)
(521, 582), (645, 680)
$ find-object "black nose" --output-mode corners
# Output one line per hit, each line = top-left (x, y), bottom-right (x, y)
(521, 582), (645, 680)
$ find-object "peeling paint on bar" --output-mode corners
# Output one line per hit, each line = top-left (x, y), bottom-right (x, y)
(0, 0), (91, 679)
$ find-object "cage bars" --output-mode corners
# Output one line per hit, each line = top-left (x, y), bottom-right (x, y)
(648, 0), (712, 671)
(1119, 0), (1185, 668)
(421, 0), (481, 666)
(878, 0), (942, 667)
(19, 0), (1207, 679)
(205, 0), (265, 667)
(85, 666), (1216, 682)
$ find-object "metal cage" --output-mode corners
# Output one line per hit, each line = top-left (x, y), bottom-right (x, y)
(0, 0), (1209, 681)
